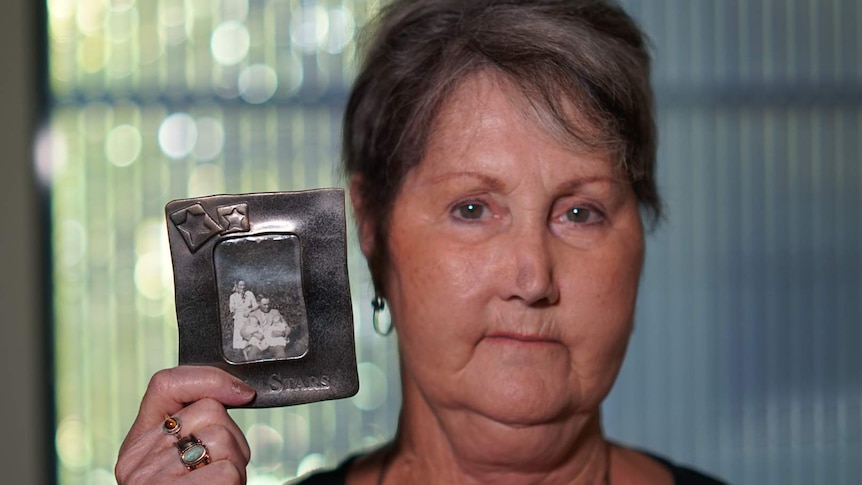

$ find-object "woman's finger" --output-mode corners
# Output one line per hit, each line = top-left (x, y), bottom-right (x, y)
(136, 366), (255, 428)
(117, 365), (255, 483)
(118, 415), (249, 484)
(182, 459), (244, 485)
(174, 423), (250, 482)
(118, 445), (244, 485)
(176, 398), (251, 462)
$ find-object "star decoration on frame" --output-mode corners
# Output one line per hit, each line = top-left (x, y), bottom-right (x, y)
(169, 203), (224, 252)
(217, 203), (250, 234)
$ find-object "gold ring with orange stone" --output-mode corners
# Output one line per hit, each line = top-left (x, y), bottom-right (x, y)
(161, 416), (182, 439)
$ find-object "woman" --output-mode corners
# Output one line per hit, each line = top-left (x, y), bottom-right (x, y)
(228, 280), (258, 355)
(116, 1), (726, 483)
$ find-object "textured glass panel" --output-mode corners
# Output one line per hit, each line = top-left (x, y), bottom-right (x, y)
(47, 2), (390, 484)
(606, 1), (862, 484)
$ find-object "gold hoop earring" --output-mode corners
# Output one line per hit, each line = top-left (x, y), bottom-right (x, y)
(371, 295), (393, 336)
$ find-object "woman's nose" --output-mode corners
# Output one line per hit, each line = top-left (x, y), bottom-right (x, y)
(501, 225), (560, 306)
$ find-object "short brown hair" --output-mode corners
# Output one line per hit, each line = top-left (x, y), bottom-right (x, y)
(344, 0), (661, 295)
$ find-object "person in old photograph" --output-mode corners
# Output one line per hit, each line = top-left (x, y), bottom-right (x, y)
(228, 280), (257, 353)
(247, 297), (290, 360)
(239, 313), (267, 361)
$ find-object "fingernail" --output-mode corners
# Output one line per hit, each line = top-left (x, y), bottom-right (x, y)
(232, 379), (256, 399)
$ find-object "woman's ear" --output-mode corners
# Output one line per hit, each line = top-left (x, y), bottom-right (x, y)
(349, 175), (376, 258)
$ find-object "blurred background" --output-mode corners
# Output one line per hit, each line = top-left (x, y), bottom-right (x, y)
(1, 0), (859, 483)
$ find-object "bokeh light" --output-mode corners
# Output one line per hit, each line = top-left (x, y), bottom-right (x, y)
(105, 3), (138, 43)
(158, 0), (191, 46)
(247, 424), (285, 471)
(48, 0), (77, 42)
(56, 416), (92, 471)
(77, 32), (109, 73)
(57, 220), (87, 269)
(192, 117), (225, 161)
(271, 412), (310, 461)
(247, 475), (286, 485)
(290, 5), (329, 53)
(187, 163), (225, 196)
(296, 453), (327, 477)
(325, 7), (355, 54)
(276, 53), (304, 96)
(134, 252), (165, 300)
(75, 0), (106, 36)
(104, 124), (142, 167)
(239, 64), (279, 104)
(158, 112), (197, 160)
(210, 20), (250, 66)
(34, 125), (68, 185)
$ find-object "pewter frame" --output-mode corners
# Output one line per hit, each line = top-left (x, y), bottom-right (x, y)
(165, 189), (358, 407)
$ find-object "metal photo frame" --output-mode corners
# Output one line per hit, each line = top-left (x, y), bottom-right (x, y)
(165, 189), (358, 407)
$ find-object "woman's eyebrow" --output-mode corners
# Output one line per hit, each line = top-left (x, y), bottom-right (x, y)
(426, 171), (506, 191)
(424, 172), (623, 194)
(555, 176), (621, 193)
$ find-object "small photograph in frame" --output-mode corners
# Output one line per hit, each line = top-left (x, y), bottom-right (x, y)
(215, 234), (310, 364)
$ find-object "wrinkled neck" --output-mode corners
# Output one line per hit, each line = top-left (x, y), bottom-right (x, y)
(384, 377), (610, 485)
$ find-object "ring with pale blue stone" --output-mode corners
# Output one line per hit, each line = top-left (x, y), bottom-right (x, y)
(176, 434), (210, 470)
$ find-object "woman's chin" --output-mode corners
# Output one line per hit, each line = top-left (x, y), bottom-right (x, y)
(457, 371), (581, 427)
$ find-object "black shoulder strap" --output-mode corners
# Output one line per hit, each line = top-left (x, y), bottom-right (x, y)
(645, 452), (729, 485)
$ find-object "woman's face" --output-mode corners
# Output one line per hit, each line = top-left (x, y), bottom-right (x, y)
(371, 74), (644, 425)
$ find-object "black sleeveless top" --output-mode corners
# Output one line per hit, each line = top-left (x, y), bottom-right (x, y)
(291, 453), (728, 484)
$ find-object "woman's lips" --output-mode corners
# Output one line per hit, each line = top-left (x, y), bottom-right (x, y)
(483, 332), (559, 345)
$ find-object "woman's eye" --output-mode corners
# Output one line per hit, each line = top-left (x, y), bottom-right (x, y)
(454, 202), (485, 220)
(564, 206), (598, 224)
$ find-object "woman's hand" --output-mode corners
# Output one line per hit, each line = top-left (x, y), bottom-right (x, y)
(116, 366), (256, 484)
